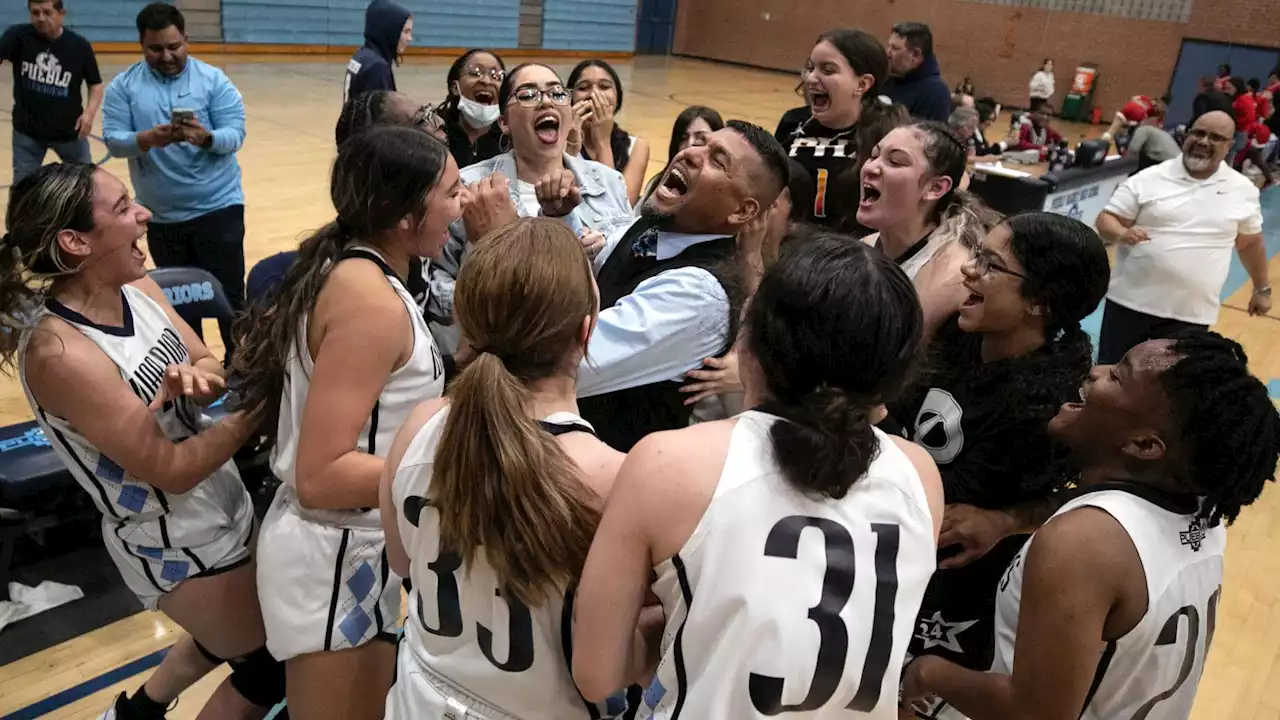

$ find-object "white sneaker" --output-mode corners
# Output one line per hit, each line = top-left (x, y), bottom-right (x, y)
(98, 692), (127, 719)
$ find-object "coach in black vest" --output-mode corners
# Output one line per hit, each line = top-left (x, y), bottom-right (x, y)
(576, 120), (790, 450)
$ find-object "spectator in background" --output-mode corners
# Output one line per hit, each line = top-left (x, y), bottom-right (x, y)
(884, 21), (951, 121)
(1103, 99), (1180, 171)
(1028, 58), (1055, 112)
(343, 0), (411, 102)
(1011, 105), (1063, 157)
(0, 0), (102, 184)
(1228, 76), (1260, 169)
(568, 59), (652, 206)
(1095, 110), (1269, 365)
(1215, 63), (1233, 93)
(1193, 74), (1234, 121)
(103, 2), (246, 357)
(949, 105), (981, 159)
(1266, 69), (1280, 147)
(971, 99), (1008, 156)
(439, 48), (505, 167)
(954, 76), (975, 97)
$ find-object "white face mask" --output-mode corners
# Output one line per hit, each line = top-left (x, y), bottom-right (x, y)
(457, 93), (500, 128)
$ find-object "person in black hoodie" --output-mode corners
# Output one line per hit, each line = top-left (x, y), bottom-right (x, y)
(887, 212), (1110, 717)
(884, 22), (951, 122)
(343, 0), (411, 102)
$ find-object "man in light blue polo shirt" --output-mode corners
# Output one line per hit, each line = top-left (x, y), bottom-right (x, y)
(103, 2), (246, 356)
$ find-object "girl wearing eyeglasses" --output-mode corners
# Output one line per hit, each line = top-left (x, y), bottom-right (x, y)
(884, 212), (1110, 718)
(439, 49), (507, 167)
(429, 64), (634, 354)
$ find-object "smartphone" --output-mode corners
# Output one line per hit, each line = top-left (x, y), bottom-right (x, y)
(170, 108), (195, 127)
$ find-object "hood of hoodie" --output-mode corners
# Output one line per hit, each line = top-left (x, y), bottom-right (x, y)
(897, 54), (942, 84)
(363, 0), (411, 63)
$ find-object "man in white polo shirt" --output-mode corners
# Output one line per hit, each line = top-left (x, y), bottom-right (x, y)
(1095, 109), (1269, 364)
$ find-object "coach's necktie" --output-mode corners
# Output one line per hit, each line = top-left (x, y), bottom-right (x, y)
(631, 226), (661, 258)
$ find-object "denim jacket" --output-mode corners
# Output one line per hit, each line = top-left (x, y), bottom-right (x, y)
(425, 151), (634, 331)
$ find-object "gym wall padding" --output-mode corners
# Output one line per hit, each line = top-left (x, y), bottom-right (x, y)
(542, 0), (637, 52)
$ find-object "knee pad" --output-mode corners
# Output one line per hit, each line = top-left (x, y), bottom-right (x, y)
(227, 646), (286, 708)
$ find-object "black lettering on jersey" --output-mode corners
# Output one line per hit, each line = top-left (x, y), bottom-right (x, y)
(130, 328), (190, 405)
(789, 136), (851, 159)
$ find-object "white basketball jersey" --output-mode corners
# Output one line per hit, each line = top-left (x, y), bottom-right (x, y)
(18, 286), (250, 564)
(991, 488), (1225, 720)
(640, 411), (937, 719)
(271, 246), (445, 527)
(390, 408), (615, 719)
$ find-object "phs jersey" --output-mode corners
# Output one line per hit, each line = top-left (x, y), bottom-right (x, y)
(775, 106), (857, 225)
(389, 408), (626, 719)
(269, 245), (445, 528)
(992, 487), (1224, 720)
(640, 411), (936, 718)
(19, 286), (253, 598)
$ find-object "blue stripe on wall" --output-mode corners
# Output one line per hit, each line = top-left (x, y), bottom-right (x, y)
(542, 0), (635, 51)
(224, 0), (519, 48)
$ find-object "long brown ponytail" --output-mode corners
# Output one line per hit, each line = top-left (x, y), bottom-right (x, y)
(432, 217), (599, 606)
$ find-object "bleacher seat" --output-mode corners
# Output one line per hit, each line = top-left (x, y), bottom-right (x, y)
(147, 266), (236, 340)
(0, 421), (79, 601)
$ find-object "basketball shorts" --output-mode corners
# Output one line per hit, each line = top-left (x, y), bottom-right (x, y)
(102, 467), (255, 610)
(386, 640), (523, 720)
(257, 486), (401, 661)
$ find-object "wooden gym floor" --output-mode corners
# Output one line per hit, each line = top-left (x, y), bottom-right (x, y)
(1, 53), (1279, 719)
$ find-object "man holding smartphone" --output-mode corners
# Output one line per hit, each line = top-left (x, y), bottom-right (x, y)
(103, 2), (247, 358)
(0, 0), (103, 183)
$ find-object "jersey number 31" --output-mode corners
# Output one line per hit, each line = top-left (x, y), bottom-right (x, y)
(750, 516), (901, 714)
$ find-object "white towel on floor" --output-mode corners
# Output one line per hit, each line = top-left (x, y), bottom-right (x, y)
(0, 580), (84, 633)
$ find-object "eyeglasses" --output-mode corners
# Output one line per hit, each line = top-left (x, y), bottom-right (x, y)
(969, 245), (1026, 279)
(464, 65), (505, 83)
(413, 104), (444, 133)
(509, 85), (571, 108)
(1187, 128), (1233, 144)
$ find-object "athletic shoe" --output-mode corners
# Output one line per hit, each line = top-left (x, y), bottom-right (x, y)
(98, 692), (127, 719)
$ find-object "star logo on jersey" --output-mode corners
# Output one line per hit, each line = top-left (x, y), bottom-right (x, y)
(915, 612), (978, 654)
(1180, 518), (1206, 552)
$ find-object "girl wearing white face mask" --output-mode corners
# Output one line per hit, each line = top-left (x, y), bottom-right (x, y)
(440, 49), (507, 167)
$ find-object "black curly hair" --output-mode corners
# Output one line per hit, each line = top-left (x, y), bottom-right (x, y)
(1158, 331), (1280, 527)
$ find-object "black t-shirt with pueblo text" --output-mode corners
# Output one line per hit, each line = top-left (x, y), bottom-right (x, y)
(0, 24), (101, 142)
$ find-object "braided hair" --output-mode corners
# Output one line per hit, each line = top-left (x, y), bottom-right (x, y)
(336, 89), (396, 147)
(1159, 331), (1280, 527)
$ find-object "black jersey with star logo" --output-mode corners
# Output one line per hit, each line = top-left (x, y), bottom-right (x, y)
(888, 319), (1087, 669)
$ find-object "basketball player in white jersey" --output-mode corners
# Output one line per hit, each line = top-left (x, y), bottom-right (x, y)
(379, 217), (641, 719)
(574, 235), (945, 718)
(1, 164), (283, 720)
(231, 126), (463, 719)
(900, 331), (1280, 719)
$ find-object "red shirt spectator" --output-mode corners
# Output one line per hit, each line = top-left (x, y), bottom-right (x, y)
(1232, 92), (1257, 132)
(1013, 118), (1064, 154)
(1120, 95), (1154, 124)
(1256, 88), (1274, 121)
